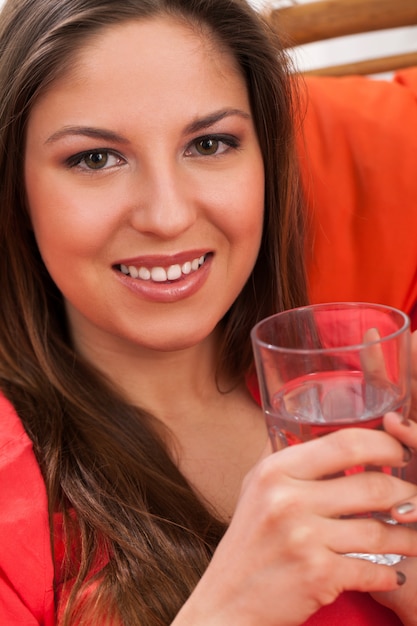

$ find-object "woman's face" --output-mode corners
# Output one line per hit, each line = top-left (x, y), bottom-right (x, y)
(24, 17), (265, 357)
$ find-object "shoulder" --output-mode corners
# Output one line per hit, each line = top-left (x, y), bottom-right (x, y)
(0, 391), (31, 448)
(0, 392), (55, 625)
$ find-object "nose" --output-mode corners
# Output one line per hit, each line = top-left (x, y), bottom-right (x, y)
(128, 161), (197, 240)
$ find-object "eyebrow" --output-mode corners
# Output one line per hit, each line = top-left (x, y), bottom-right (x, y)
(45, 127), (129, 145)
(184, 108), (251, 134)
(45, 108), (251, 145)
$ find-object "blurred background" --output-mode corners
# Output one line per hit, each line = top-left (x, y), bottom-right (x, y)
(250, 0), (417, 75)
(0, 0), (415, 77)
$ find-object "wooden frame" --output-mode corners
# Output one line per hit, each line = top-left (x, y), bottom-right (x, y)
(269, 0), (417, 76)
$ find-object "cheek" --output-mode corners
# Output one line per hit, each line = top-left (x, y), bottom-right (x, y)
(223, 162), (265, 250)
(25, 172), (115, 268)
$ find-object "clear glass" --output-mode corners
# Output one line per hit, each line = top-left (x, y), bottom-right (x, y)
(251, 302), (413, 565)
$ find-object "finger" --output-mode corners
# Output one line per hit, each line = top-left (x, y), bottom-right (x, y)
(323, 517), (417, 558)
(299, 472), (417, 518)
(371, 413), (417, 522)
(332, 553), (407, 593)
(383, 411), (417, 447)
(361, 327), (389, 382)
(392, 499), (417, 523)
(371, 555), (417, 616)
(410, 330), (417, 422)
(271, 427), (409, 480)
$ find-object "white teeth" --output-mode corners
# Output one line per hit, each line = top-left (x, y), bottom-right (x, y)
(151, 267), (167, 282)
(120, 255), (207, 282)
(128, 265), (139, 278)
(138, 267), (151, 280)
(167, 264), (182, 280)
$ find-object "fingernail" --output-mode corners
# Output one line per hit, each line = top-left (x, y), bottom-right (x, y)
(395, 502), (415, 515)
(396, 571), (406, 586)
(402, 445), (413, 463)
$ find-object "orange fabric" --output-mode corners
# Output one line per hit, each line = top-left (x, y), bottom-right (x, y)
(300, 68), (417, 327)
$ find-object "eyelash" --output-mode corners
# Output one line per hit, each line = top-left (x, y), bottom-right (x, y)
(65, 150), (124, 171)
(65, 134), (240, 171)
(185, 133), (240, 157)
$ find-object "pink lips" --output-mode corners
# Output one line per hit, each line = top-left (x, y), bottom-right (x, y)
(113, 251), (212, 303)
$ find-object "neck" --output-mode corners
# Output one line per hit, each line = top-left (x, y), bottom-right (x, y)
(74, 325), (233, 426)
(71, 323), (267, 521)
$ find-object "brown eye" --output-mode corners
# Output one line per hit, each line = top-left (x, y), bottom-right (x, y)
(195, 138), (219, 155)
(84, 152), (109, 169)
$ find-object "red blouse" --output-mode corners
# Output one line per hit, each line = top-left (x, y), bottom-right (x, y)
(0, 391), (404, 625)
(2, 67), (417, 624)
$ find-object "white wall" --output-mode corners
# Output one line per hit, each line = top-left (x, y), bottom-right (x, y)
(250, 0), (417, 75)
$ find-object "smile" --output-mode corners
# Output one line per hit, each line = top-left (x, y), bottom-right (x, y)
(118, 254), (208, 283)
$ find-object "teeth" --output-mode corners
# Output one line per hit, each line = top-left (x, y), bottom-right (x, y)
(138, 267), (151, 280)
(167, 264), (182, 280)
(120, 255), (207, 283)
(128, 265), (139, 279)
(151, 267), (167, 282)
(182, 261), (191, 275)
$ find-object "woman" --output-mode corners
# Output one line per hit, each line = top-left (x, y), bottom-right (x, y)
(0, 0), (417, 624)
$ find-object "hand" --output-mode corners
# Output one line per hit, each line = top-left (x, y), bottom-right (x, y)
(409, 331), (417, 423)
(370, 409), (417, 625)
(371, 557), (417, 626)
(368, 331), (417, 625)
(174, 424), (417, 626)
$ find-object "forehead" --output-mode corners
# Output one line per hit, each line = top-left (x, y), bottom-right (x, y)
(29, 16), (250, 128)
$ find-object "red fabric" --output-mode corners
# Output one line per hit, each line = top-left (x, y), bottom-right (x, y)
(0, 392), (405, 625)
(0, 393), (55, 625)
(304, 591), (402, 625)
(300, 68), (417, 330)
(3, 67), (417, 625)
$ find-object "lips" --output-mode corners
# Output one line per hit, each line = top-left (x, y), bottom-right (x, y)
(117, 253), (208, 283)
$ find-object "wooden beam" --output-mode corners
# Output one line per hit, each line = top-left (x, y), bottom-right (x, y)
(270, 0), (417, 47)
(301, 51), (417, 77)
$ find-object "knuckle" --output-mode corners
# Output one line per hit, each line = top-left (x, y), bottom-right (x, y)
(246, 459), (304, 524)
(285, 523), (316, 552)
(257, 488), (304, 534)
(332, 428), (365, 465)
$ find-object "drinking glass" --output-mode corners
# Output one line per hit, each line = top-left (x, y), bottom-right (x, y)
(251, 302), (413, 565)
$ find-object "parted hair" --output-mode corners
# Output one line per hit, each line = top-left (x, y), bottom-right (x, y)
(0, 0), (307, 624)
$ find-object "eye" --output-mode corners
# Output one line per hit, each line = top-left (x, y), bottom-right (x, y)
(195, 137), (220, 156)
(67, 150), (124, 171)
(185, 134), (239, 157)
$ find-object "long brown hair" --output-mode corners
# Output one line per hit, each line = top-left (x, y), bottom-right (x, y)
(0, 0), (307, 624)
